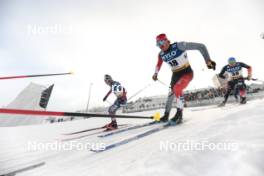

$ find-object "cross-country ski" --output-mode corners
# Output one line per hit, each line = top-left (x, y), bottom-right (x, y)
(63, 124), (129, 135)
(92, 122), (178, 153)
(97, 121), (158, 138)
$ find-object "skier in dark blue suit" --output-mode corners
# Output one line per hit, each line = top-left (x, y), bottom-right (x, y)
(218, 57), (252, 106)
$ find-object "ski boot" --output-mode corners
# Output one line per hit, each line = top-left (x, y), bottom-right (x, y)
(160, 112), (169, 122)
(104, 120), (118, 131)
(169, 109), (183, 126)
(240, 97), (247, 104)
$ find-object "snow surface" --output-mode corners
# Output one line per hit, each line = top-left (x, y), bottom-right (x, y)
(0, 99), (264, 176)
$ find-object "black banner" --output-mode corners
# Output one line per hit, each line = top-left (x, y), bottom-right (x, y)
(39, 84), (54, 109)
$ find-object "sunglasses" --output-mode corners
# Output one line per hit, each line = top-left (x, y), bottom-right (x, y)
(156, 40), (166, 47)
(228, 61), (236, 65)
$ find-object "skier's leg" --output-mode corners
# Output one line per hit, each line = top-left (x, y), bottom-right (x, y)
(170, 72), (193, 124)
(238, 79), (247, 104)
(160, 88), (174, 122)
(107, 99), (122, 129)
(233, 83), (239, 102)
(221, 81), (234, 106)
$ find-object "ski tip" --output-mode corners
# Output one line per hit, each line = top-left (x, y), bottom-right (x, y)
(165, 120), (184, 127)
(90, 149), (104, 153)
(69, 71), (74, 74)
(164, 123), (172, 127)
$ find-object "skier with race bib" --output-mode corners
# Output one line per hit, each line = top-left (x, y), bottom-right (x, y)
(152, 33), (216, 125)
(218, 57), (252, 106)
(103, 74), (127, 130)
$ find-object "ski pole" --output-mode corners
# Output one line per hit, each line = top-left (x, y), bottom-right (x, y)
(127, 83), (152, 101)
(156, 79), (174, 97)
(157, 79), (170, 88)
(251, 78), (260, 81)
(0, 108), (161, 121)
(0, 71), (73, 80)
(243, 77), (261, 82)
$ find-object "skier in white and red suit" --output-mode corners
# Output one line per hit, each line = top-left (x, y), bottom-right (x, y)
(152, 33), (216, 125)
(103, 74), (127, 130)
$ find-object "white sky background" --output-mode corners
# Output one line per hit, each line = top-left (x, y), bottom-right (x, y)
(0, 0), (263, 111)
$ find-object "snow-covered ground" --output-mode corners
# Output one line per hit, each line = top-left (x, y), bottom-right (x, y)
(0, 99), (264, 176)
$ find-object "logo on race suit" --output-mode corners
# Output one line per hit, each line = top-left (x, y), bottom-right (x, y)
(161, 50), (178, 62)
(112, 83), (125, 97)
(227, 64), (242, 73)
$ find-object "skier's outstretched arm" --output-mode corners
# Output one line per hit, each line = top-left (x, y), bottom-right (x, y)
(219, 66), (227, 79)
(177, 42), (216, 70)
(103, 89), (112, 101)
(240, 62), (252, 80)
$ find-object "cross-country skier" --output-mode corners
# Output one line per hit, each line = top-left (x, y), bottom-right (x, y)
(218, 57), (252, 106)
(103, 74), (127, 130)
(152, 33), (216, 125)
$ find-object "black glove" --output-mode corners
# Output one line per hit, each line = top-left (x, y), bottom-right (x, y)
(207, 60), (216, 70)
(152, 73), (158, 81)
(103, 96), (107, 102)
(247, 74), (252, 80)
(218, 74), (226, 79)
